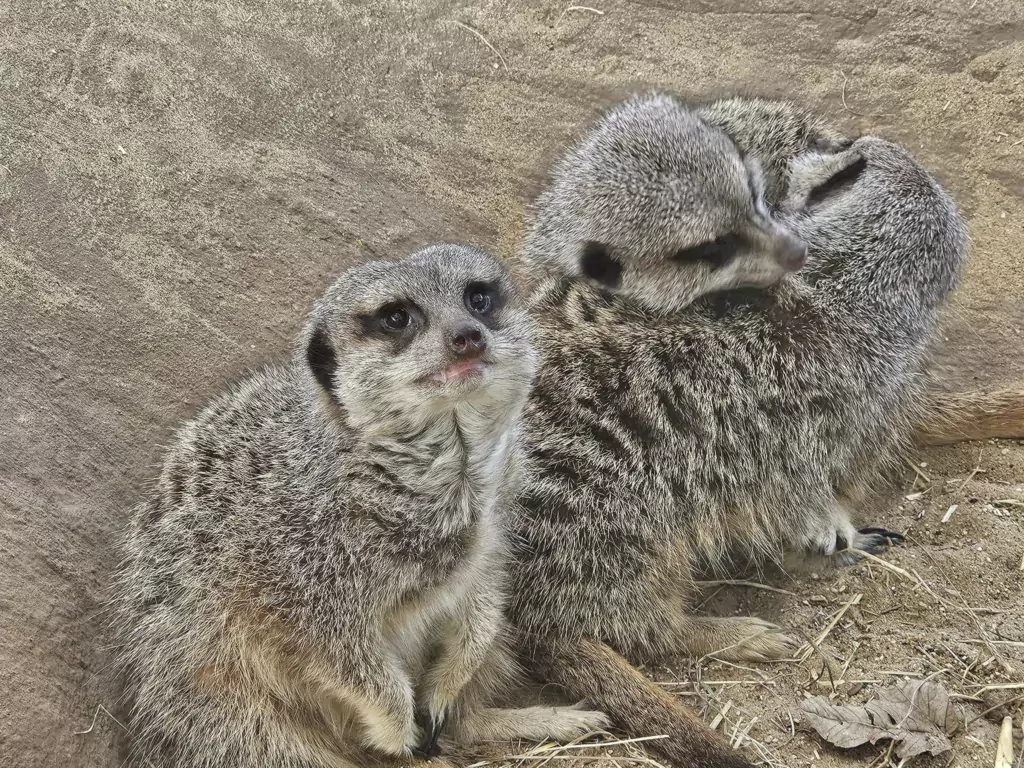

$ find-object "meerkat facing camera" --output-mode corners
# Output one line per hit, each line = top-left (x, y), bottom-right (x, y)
(110, 244), (607, 768)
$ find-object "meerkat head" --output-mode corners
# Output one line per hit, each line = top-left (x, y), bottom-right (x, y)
(523, 92), (809, 314)
(782, 136), (966, 311)
(301, 244), (538, 430)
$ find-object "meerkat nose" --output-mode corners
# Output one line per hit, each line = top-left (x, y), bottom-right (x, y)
(449, 325), (487, 357)
(774, 234), (809, 271)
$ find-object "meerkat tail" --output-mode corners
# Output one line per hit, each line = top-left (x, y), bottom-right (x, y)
(530, 636), (753, 768)
(917, 388), (1024, 446)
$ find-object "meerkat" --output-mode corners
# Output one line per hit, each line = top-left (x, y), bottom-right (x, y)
(110, 244), (608, 768)
(508, 92), (968, 767)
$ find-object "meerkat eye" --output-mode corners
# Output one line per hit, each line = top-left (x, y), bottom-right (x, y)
(811, 136), (854, 153)
(378, 303), (411, 332)
(579, 241), (622, 288)
(464, 282), (496, 315)
(672, 234), (743, 271)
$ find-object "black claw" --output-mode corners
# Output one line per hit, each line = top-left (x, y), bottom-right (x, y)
(411, 744), (440, 761)
(858, 526), (905, 543)
(413, 713), (444, 759)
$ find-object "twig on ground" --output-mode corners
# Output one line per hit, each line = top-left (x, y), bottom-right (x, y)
(853, 550), (913, 580)
(452, 21), (509, 72)
(694, 579), (797, 596)
(835, 69), (893, 119)
(75, 704), (129, 735)
(709, 701), (733, 730)
(554, 5), (605, 28)
(995, 716), (1014, 768)
(796, 592), (863, 662)
(903, 455), (932, 484)
(530, 736), (669, 752)
(965, 694), (1024, 728)
(953, 453), (984, 495)
(912, 544), (1015, 674)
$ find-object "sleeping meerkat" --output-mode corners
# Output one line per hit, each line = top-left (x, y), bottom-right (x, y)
(510, 92), (968, 768)
(696, 96), (1024, 450)
(110, 244), (608, 768)
(523, 91), (810, 316)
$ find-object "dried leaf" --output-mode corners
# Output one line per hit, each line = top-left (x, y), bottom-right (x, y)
(801, 680), (962, 759)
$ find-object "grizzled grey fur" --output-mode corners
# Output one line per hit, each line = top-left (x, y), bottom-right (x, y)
(696, 96), (848, 207)
(522, 92), (809, 316)
(509, 93), (967, 665)
(110, 244), (607, 768)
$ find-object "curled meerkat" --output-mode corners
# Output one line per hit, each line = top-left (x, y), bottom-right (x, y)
(510, 92), (968, 767)
(697, 97), (1024, 449)
(110, 244), (608, 768)
(524, 92), (809, 315)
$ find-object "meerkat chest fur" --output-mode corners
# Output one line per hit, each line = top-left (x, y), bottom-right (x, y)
(372, 399), (520, 668)
(368, 397), (520, 540)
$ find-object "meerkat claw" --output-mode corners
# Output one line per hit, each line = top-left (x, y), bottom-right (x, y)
(414, 710), (445, 758)
(853, 527), (905, 554)
(832, 527), (905, 566)
(857, 526), (905, 543)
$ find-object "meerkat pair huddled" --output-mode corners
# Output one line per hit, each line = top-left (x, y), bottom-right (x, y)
(113, 91), (1021, 768)
(111, 246), (608, 768)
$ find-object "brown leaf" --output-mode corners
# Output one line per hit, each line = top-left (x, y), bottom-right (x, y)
(800, 680), (962, 760)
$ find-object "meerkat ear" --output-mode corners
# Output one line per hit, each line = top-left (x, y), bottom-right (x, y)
(810, 136), (854, 153)
(805, 152), (867, 208)
(579, 241), (623, 289)
(306, 323), (340, 404)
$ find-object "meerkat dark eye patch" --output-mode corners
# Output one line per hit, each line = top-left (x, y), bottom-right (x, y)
(579, 241), (623, 288)
(367, 302), (414, 334)
(306, 323), (339, 402)
(806, 155), (867, 208)
(671, 234), (745, 271)
(464, 281), (501, 317)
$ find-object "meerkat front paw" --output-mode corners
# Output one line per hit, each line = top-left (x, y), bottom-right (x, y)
(809, 517), (858, 558)
(362, 714), (423, 758)
(832, 526), (905, 567)
(543, 704), (611, 740)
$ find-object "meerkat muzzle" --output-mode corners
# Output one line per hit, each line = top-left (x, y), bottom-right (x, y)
(773, 233), (809, 271)
(426, 359), (486, 385)
(449, 325), (487, 356)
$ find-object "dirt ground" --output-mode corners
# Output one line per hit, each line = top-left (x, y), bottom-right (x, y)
(1, 1), (1022, 766)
